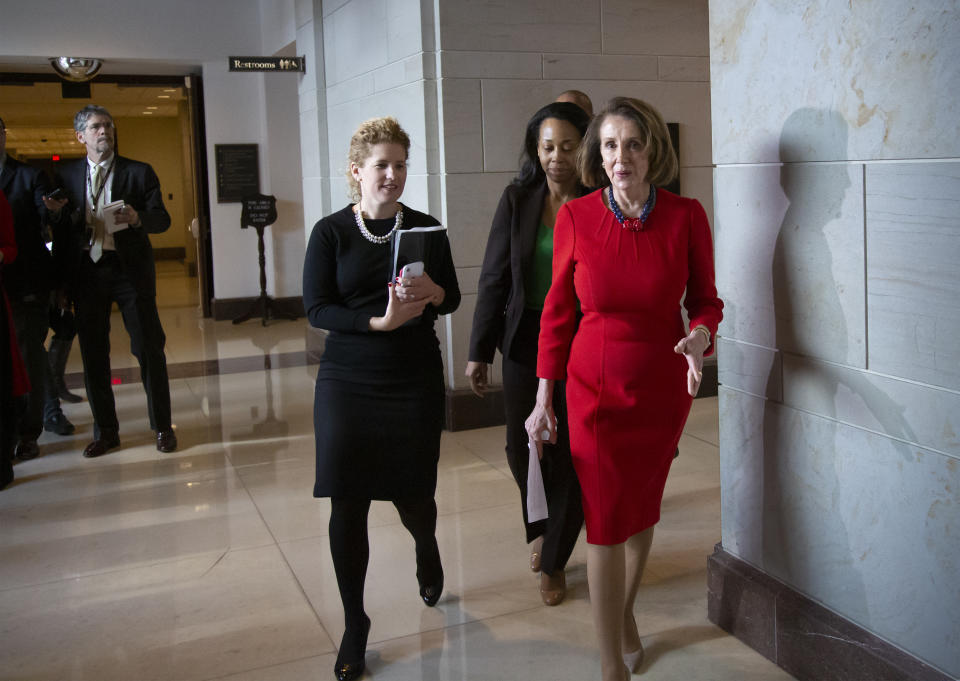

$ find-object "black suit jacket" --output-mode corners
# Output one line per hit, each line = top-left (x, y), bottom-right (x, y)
(469, 180), (586, 365)
(53, 155), (171, 296)
(0, 155), (53, 299)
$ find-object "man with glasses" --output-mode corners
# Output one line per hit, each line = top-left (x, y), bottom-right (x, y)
(48, 105), (177, 457)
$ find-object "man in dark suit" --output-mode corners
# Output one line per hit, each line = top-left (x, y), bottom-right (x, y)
(49, 105), (177, 457)
(0, 115), (75, 461)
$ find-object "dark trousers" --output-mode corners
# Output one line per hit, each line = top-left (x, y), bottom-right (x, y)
(329, 496), (439, 627)
(502, 345), (584, 577)
(75, 252), (171, 438)
(10, 297), (51, 442)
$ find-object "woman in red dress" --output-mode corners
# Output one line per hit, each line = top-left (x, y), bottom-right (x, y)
(526, 97), (723, 680)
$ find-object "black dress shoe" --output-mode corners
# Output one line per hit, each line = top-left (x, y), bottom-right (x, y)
(334, 614), (370, 681)
(156, 429), (177, 453)
(44, 412), (76, 436)
(14, 440), (40, 460)
(416, 538), (444, 607)
(83, 435), (121, 458)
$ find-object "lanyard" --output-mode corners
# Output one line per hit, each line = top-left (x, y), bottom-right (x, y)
(87, 160), (115, 209)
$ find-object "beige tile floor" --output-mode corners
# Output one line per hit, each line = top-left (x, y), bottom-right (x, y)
(1, 268), (793, 681)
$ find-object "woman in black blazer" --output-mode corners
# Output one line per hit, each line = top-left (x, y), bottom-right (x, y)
(466, 101), (591, 605)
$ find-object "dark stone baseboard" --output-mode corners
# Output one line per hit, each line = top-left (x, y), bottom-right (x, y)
(154, 246), (187, 261)
(212, 296), (304, 322)
(707, 544), (954, 681)
(445, 387), (506, 431)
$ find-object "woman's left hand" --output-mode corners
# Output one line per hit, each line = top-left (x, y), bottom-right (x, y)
(396, 270), (445, 306)
(674, 327), (710, 397)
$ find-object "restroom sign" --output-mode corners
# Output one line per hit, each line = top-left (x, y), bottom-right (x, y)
(229, 56), (305, 73)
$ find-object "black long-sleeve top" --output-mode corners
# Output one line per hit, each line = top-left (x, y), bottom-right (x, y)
(303, 204), (460, 335)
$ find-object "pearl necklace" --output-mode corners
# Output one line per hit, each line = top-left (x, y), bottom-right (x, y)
(354, 204), (403, 244)
(608, 185), (656, 231)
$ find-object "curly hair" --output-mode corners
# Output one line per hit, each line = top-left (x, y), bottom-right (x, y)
(578, 97), (677, 189)
(345, 116), (411, 201)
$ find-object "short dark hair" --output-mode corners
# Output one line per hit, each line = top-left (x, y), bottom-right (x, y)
(0, 115), (6, 130)
(73, 105), (114, 133)
(578, 97), (678, 189)
(513, 102), (591, 191)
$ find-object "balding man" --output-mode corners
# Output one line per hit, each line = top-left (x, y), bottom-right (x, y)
(555, 90), (594, 117)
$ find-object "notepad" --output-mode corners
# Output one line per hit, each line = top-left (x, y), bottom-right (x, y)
(102, 200), (127, 234)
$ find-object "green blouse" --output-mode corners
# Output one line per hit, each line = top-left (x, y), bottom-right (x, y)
(524, 221), (554, 310)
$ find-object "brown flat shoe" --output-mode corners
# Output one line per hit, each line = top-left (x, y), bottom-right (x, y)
(539, 570), (566, 606)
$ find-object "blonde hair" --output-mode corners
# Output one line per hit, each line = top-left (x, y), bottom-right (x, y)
(578, 97), (678, 189)
(345, 116), (411, 201)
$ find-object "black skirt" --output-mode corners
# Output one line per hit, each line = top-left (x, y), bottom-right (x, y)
(313, 325), (445, 500)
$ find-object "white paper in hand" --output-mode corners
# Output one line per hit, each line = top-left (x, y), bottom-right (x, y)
(526, 439), (548, 522)
(102, 200), (128, 234)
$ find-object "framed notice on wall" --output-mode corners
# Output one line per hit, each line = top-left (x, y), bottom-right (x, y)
(215, 144), (260, 203)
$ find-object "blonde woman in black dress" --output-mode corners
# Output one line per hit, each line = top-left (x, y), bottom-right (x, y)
(303, 117), (460, 681)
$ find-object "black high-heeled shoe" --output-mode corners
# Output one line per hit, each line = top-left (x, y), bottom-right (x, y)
(416, 539), (444, 607)
(334, 614), (370, 681)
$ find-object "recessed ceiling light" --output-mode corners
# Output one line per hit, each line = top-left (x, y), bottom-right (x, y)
(163, 88), (177, 93)
(157, 95), (171, 99)
(143, 111), (154, 115)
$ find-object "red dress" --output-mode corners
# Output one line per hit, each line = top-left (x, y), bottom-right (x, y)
(537, 188), (723, 545)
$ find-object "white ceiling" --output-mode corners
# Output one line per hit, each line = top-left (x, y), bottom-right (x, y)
(1, 81), (186, 158)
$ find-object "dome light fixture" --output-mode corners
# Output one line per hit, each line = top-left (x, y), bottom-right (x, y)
(49, 57), (104, 82)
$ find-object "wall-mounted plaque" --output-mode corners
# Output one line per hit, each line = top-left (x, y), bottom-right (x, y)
(215, 144), (259, 204)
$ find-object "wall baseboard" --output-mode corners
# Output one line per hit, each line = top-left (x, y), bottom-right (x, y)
(153, 246), (187, 261)
(707, 544), (954, 681)
(212, 296), (303, 321)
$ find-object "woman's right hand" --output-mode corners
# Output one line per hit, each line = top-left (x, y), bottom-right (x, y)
(465, 361), (489, 397)
(369, 283), (430, 332)
(525, 379), (557, 460)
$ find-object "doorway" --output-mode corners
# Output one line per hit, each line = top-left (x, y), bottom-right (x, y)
(0, 73), (214, 316)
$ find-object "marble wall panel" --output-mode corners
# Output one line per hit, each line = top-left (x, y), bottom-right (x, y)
(679, 165), (713, 225)
(372, 54), (426, 93)
(322, 0), (389, 85)
(301, 177), (327, 236)
(717, 338), (782, 401)
(457, 266), (481, 296)
(294, 0), (314, 28)
(541, 54), (658, 81)
(782, 354), (960, 459)
(714, 163), (866, 367)
(604, 0), (708, 56)
(439, 51), (542, 79)
(439, 79), (484, 174)
(481, 79), (712, 172)
(866, 162), (960, 392)
(441, 171), (515, 269)
(325, 82), (429, 178)
(719, 387), (960, 677)
(386, 0), (423, 62)
(325, 72), (375, 107)
(438, 0), (601, 54)
(710, 2), (960, 164)
(659, 56), (709, 82)
(298, 106), (321, 180)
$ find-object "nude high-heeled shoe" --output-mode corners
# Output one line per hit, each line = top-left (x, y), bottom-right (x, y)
(622, 643), (644, 674)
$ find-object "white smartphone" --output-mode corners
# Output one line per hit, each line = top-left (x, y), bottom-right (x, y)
(399, 261), (424, 279)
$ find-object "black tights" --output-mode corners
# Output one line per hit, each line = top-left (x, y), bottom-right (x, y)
(329, 496), (440, 629)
